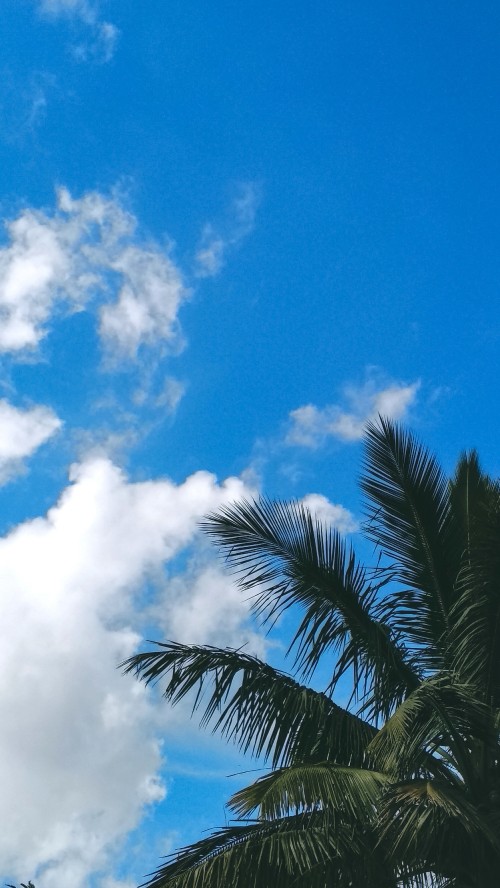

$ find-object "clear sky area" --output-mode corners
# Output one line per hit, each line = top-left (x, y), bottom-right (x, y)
(1, 1), (499, 885)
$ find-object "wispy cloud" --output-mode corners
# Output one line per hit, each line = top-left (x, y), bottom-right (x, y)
(36, 0), (119, 64)
(0, 71), (57, 144)
(153, 377), (187, 412)
(71, 20), (119, 64)
(0, 187), (188, 360)
(38, 0), (95, 16)
(0, 400), (61, 483)
(195, 182), (260, 278)
(287, 373), (420, 448)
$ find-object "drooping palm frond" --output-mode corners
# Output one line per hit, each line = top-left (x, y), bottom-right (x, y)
(122, 642), (375, 768)
(361, 418), (457, 669)
(201, 498), (420, 718)
(140, 811), (391, 888)
(126, 420), (500, 888)
(228, 761), (388, 820)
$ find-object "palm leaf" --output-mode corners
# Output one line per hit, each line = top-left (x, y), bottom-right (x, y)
(140, 811), (392, 888)
(125, 423), (500, 888)
(368, 676), (491, 786)
(122, 642), (375, 768)
(447, 455), (500, 702)
(377, 779), (500, 882)
(228, 761), (388, 820)
(201, 498), (420, 718)
(361, 418), (455, 669)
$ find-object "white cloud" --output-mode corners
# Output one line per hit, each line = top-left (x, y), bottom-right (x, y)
(195, 227), (226, 277)
(0, 457), (256, 886)
(99, 880), (136, 888)
(36, 1), (119, 64)
(0, 187), (188, 359)
(0, 399), (61, 482)
(132, 375), (187, 414)
(195, 182), (260, 278)
(154, 560), (267, 658)
(72, 20), (119, 64)
(99, 242), (187, 357)
(287, 376), (420, 448)
(0, 72), (57, 145)
(155, 377), (187, 412)
(38, 0), (94, 16)
(300, 493), (358, 534)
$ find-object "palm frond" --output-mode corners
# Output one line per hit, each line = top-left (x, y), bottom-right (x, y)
(122, 642), (375, 768)
(368, 676), (491, 786)
(377, 779), (500, 883)
(124, 423), (500, 888)
(201, 497), (420, 719)
(228, 761), (388, 820)
(447, 456), (500, 702)
(361, 418), (455, 669)
(140, 811), (379, 888)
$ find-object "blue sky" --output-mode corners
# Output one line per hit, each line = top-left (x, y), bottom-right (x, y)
(1, 1), (499, 885)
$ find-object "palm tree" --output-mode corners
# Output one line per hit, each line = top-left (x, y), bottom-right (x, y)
(124, 418), (500, 887)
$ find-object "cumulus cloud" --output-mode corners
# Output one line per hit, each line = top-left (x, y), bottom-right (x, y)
(0, 457), (256, 886)
(0, 187), (188, 359)
(195, 182), (260, 277)
(300, 493), (358, 534)
(0, 399), (61, 482)
(287, 375), (420, 448)
(154, 560), (267, 658)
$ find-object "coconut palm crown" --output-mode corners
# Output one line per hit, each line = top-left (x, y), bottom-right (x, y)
(123, 418), (500, 888)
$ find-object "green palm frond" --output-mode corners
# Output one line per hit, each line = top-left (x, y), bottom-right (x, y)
(201, 497), (420, 718)
(447, 456), (500, 701)
(368, 677), (491, 785)
(126, 420), (500, 888)
(377, 779), (500, 882)
(361, 418), (456, 668)
(228, 761), (388, 820)
(140, 811), (378, 888)
(122, 642), (375, 768)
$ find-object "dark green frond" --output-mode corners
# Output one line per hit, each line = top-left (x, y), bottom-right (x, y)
(202, 497), (420, 718)
(377, 779), (500, 884)
(361, 418), (454, 668)
(125, 423), (500, 888)
(140, 812), (392, 888)
(368, 677), (492, 785)
(122, 642), (375, 768)
(447, 458), (500, 701)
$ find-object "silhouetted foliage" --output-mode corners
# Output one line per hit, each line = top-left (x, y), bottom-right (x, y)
(125, 419), (500, 887)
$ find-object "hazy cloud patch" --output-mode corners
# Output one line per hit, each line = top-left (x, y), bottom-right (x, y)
(36, 0), (119, 63)
(195, 182), (260, 278)
(0, 71), (58, 143)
